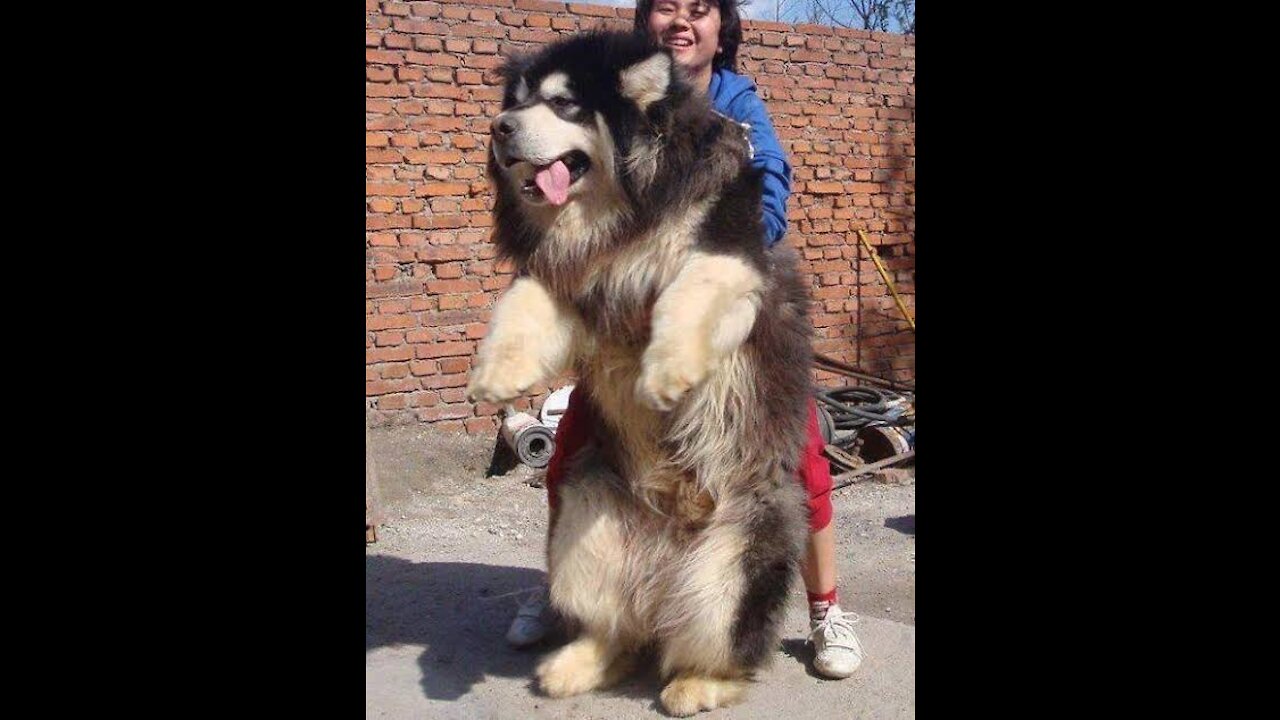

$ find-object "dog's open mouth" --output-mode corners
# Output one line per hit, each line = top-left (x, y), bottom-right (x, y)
(509, 150), (592, 206)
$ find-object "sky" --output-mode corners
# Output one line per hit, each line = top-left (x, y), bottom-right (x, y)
(588, 0), (914, 32)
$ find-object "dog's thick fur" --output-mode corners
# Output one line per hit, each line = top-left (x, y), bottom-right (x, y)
(466, 31), (813, 716)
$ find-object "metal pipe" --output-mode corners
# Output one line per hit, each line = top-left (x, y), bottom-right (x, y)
(831, 449), (915, 490)
(857, 229), (916, 331)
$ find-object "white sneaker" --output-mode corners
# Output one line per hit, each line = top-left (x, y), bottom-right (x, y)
(809, 604), (864, 679)
(506, 585), (550, 648)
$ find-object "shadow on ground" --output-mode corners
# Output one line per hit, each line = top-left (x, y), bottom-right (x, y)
(366, 556), (556, 700)
(885, 515), (915, 535)
(366, 555), (814, 708)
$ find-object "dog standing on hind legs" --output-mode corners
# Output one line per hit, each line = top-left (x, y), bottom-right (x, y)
(466, 31), (814, 716)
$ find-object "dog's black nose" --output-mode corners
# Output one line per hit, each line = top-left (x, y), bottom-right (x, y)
(492, 115), (517, 139)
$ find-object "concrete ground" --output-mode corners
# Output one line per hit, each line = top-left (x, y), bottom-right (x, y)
(366, 424), (915, 718)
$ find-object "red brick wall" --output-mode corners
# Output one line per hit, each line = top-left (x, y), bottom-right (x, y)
(366, 0), (915, 432)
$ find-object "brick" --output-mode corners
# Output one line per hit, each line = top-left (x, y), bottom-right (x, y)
(807, 181), (845, 195)
(796, 23), (834, 36)
(440, 357), (470, 373)
(366, 182), (412, 196)
(426, 279), (482, 294)
(419, 182), (469, 196)
(389, 133), (419, 148)
(366, 310), (414, 333)
(509, 28), (558, 43)
(416, 341), (474, 359)
(384, 33), (412, 49)
(367, 83), (411, 97)
(410, 1), (442, 18)
(416, 405), (471, 422)
(412, 37), (444, 53)
(435, 262), (464, 279)
(451, 22), (506, 38)
(366, 379), (418, 396)
(377, 394), (408, 411)
(367, 346), (413, 364)
(515, 0), (565, 11)
(406, 51), (460, 67)
(568, 3), (614, 17)
(366, 50), (403, 65)
(410, 360), (440, 376)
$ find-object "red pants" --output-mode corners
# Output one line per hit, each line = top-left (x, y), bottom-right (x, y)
(544, 388), (834, 531)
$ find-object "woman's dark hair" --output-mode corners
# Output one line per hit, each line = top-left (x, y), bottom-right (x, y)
(632, 0), (744, 73)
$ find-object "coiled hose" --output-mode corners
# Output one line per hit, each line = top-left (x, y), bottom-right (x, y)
(816, 387), (914, 449)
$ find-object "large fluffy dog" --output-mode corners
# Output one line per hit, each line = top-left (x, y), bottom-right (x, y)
(466, 31), (813, 716)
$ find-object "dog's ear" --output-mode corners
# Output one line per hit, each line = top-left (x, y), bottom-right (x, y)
(498, 55), (533, 107)
(619, 51), (672, 111)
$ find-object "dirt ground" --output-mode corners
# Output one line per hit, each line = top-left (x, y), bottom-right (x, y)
(366, 424), (915, 718)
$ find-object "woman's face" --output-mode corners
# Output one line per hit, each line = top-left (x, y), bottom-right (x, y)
(647, 0), (722, 75)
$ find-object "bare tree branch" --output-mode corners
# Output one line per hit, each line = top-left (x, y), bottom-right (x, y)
(798, 0), (913, 33)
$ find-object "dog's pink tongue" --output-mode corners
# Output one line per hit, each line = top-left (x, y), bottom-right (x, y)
(534, 160), (570, 206)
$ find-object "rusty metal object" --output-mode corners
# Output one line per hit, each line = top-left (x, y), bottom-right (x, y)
(831, 449), (915, 490)
(814, 352), (915, 393)
(823, 443), (864, 473)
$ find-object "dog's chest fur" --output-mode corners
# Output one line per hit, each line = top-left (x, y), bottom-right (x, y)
(561, 198), (713, 344)
(582, 341), (715, 527)
(555, 207), (719, 525)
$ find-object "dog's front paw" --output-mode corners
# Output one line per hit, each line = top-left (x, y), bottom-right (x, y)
(465, 345), (540, 403)
(636, 343), (708, 412)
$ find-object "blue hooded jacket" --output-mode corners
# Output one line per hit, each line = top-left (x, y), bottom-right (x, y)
(708, 68), (793, 248)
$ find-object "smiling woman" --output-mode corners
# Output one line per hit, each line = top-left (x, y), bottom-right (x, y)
(637, 0), (741, 93)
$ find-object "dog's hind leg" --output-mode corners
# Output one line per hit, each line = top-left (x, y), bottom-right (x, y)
(659, 672), (749, 717)
(541, 460), (640, 696)
(654, 520), (754, 714)
(536, 632), (635, 697)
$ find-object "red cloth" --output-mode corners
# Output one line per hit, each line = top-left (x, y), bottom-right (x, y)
(544, 388), (834, 531)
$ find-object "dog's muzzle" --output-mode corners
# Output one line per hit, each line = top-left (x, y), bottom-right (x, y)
(490, 112), (592, 206)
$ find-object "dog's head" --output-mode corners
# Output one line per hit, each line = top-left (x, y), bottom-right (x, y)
(489, 32), (688, 209)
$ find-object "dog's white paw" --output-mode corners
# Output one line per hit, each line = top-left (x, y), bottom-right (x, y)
(659, 675), (747, 716)
(536, 638), (610, 698)
(635, 344), (708, 412)
(464, 345), (540, 403)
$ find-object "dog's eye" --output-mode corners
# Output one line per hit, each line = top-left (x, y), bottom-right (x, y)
(549, 97), (576, 110)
